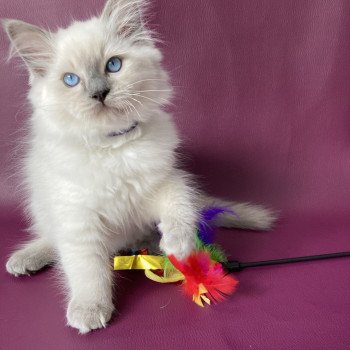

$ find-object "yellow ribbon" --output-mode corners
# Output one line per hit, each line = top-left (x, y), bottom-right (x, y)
(114, 255), (166, 270)
(114, 255), (185, 284)
(144, 269), (185, 283)
(114, 255), (212, 307)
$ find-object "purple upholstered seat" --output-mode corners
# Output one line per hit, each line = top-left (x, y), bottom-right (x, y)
(1, 1), (349, 349)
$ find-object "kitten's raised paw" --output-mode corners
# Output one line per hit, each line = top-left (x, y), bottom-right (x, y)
(67, 299), (114, 334)
(6, 251), (47, 276)
(158, 226), (196, 260)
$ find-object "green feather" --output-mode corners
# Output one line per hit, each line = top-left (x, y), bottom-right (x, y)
(163, 256), (177, 277)
(194, 230), (228, 262)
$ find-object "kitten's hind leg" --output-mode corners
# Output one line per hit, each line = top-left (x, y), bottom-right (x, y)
(6, 237), (55, 276)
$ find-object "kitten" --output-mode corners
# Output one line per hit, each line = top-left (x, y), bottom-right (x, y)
(3, 0), (276, 334)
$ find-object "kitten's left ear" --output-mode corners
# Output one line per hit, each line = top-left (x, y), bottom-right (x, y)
(101, 0), (145, 37)
(2, 19), (53, 78)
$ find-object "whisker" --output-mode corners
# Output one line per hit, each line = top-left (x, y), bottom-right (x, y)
(125, 100), (142, 120)
(128, 93), (167, 105)
(126, 96), (142, 106)
(134, 89), (172, 93)
(124, 78), (165, 88)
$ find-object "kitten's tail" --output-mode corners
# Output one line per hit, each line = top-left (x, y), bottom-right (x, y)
(200, 195), (278, 231)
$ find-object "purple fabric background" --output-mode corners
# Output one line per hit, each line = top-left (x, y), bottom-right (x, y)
(0, 1), (349, 349)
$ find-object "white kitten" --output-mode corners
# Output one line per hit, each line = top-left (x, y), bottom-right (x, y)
(3, 0), (276, 334)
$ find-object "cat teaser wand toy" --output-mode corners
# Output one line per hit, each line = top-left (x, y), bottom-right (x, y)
(114, 207), (350, 307)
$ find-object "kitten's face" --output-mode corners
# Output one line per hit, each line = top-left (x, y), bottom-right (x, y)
(4, 0), (171, 135)
(49, 17), (169, 124)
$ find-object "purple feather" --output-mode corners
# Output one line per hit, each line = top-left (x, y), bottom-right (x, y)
(198, 207), (236, 244)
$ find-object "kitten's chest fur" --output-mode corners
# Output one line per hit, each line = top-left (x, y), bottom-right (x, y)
(79, 138), (172, 219)
(27, 115), (178, 242)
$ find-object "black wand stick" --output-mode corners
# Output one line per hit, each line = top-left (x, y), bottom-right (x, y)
(223, 251), (350, 272)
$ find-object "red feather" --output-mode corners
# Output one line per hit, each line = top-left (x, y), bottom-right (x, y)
(169, 252), (238, 305)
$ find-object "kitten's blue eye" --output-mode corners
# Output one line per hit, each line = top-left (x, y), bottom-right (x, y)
(106, 56), (122, 73)
(63, 73), (80, 87)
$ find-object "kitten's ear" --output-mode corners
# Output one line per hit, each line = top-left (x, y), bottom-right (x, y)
(101, 0), (145, 37)
(2, 19), (53, 77)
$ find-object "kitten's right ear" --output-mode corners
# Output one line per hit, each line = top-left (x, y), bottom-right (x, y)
(2, 19), (53, 77)
(101, 0), (145, 38)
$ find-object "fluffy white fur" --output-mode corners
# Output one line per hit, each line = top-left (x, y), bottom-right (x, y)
(3, 0), (276, 334)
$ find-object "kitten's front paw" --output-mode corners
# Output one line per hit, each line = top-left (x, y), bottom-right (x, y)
(6, 251), (47, 276)
(67, 299), (114, 334)
(158, 225), (195, 260)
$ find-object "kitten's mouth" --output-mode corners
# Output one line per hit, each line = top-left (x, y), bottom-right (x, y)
(107, 121), (139, 138)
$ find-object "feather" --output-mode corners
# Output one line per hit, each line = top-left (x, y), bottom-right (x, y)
(195, 234), (228, 262)
(169, 252), (238, 306)
(198, 207), (236, 244)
